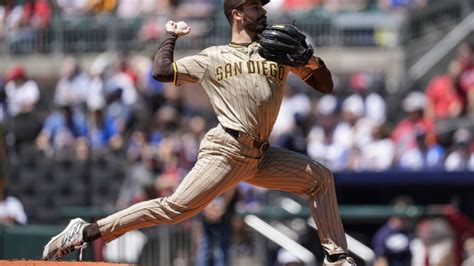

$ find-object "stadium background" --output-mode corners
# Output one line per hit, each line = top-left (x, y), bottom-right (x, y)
(0, 0), (474, 265)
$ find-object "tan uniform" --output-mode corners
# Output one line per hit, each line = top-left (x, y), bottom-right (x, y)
(97, 42), (348, 256)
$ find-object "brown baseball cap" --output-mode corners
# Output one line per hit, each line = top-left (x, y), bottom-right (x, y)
(224, 0), (270, 17)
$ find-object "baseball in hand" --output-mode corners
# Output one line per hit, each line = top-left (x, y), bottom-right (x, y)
(176, 21), (189, 31)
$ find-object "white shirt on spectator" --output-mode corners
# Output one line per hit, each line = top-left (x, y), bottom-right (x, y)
(271, 92), (311, 140)
(56, 0), (90, 16)
(365, 92), (386, 124)
(0, 196), (27, 224)
(54, 73), (90, 107)
(87, 77), (106, 111)
(5, 80), (40, 117)
(108, 72), (137, 106)
(308, 126), (349, 171)
(359, 138), (395, 171)
(444, 151), (474, 171)
(117, 0), (156, 19)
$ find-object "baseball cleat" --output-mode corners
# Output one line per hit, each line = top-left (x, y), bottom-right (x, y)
(42, 218), (89, 261)
(324, 256), (357, 266)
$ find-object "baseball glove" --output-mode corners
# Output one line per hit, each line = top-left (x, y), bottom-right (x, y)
(258, 24), (314, 67)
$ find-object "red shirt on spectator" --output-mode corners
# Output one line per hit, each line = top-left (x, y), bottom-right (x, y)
(22, 0), (51, 29)
(459, 64), (474, 93)
(283, 0), (321, 11)
(458, 64), (474, 113)
(425, 75), (462, 120)
(391, 117), (435, 156)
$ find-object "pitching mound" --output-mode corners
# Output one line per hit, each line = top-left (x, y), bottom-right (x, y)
(0, 261), (131, 266)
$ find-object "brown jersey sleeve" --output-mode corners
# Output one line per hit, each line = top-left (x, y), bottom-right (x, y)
(290, 57), (333, 93)
(152, 32), (178, 82)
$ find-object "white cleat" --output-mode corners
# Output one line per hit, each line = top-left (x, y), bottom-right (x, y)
(324, 256), (357, 265)
(42, 218), (89, 261)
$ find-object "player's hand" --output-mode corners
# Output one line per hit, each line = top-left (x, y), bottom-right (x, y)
(165, 20), (191, 37)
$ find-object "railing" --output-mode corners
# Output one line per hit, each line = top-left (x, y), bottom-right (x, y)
(404, 0), (472, 72)
(1, 11), (410, 56)
(104, 225), (195, 266)
(244, 214), (316, 266)
(307, 219), (375, 265)
(409, 12), (474, 81)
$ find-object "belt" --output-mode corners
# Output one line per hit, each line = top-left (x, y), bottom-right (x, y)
(222, 126), (269, 152)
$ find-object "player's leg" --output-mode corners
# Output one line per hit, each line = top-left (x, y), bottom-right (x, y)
(245, 146), (354, 264)
(43, 127), (257, 260)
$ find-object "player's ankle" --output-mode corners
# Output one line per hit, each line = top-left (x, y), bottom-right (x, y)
(83, 222), (101, 242)
(326, 253), (347, 263)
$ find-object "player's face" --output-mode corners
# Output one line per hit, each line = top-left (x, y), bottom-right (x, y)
(241, 0), (267, 34)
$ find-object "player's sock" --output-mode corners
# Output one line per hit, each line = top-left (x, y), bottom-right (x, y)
(327, 253), (347, 262)
(83, 222), (102, 242)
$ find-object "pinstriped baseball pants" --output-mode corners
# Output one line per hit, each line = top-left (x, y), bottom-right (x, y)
(97, 125), (348, 255)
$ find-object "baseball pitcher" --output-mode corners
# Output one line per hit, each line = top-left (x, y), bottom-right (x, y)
(43, 0), (355, 265)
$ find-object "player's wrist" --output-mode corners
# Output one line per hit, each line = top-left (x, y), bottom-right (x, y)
(166, 31), (178, 39)
(307, 57), (325, 70)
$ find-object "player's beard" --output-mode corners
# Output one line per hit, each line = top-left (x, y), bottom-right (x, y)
(243, 15), (267, 37)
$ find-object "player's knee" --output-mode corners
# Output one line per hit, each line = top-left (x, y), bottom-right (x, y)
(320, 165), (335, 188)
(156, 197), (194, 224)
(307, 163), (334, 197)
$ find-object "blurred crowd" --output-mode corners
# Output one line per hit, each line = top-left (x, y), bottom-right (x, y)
(0, 0), (433, 53)
(271, 41), (474, 173)
(1, 41), (473, 185)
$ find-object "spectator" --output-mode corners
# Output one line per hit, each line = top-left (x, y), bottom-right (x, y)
(378, 0), (427, 12)
(116, 146), (163, 209)
(391, 91), (435, 163)
(307, 95), (350, 171)
(174, 0), (215, 37)
(356, 123), (395, 171)
(444, 128), (474, 171)
(424, 60), (463, 121)
(54, 57), (91, 110)
(339, 92), (380, 150)
(89, 0), (117, 16)
(56, 0), (91, 18)
(0, 0), (36, 54)
(372, 197), (413, 266)
(0, 180), (27, 225)
(35, 104), (88, 154)
(20, 0), (52, 53)
(457, 48), (474, 115)
(0, 0), (22, 41)
(0, 78), (5, 124)
(397, 127), (445, 171)
(373, 218), (411, 266)
(22, 0), (51, 30)
(455, 42), (472, 70)
(271, 84), (312, 153)
(349, 72), (387, 124)
(104, 57), (138, 107)
(103, 86), (133, 137)
(88, 108), (120, 152)
(116, 0), (157, 19)
(196, 187), (239, 266)
(272, 84), (312, 140)
(324, 0), (369, 12)
(3, 65), (42, 149)
(283, 0), (322, 12)
(463, 237), (474, 266)
(4, 65), (39, 118)
(411, 218), (455, 266)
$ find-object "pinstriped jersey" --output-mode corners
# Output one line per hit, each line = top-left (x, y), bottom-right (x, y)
(174, 42), (312, 141)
